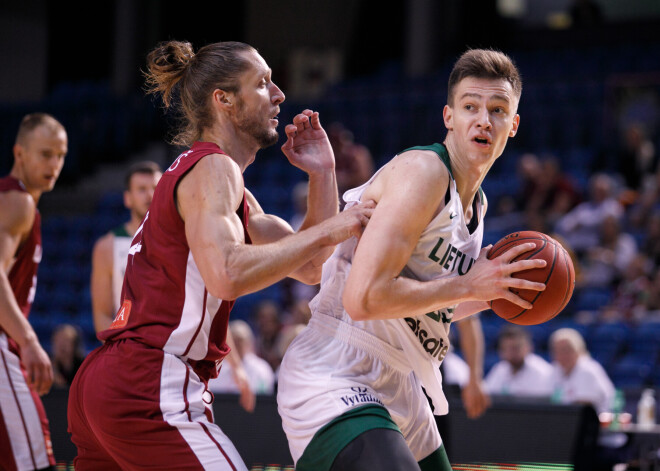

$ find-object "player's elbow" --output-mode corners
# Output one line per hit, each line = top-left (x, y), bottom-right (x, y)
(207, 267), (244, 300)
(294, 263), (323, 286)
(342, 285), (377, 321)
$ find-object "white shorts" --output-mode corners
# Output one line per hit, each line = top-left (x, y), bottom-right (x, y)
(277, 314), (442, 464)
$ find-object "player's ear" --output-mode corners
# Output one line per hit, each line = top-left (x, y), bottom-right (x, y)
(443, 105), (453, 131)
(12, 143), (23, 162)
(509, 114), (520, 138)
(212, 89), (234, 110)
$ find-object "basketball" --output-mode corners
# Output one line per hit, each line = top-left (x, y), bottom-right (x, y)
(486, 231), (575, 325)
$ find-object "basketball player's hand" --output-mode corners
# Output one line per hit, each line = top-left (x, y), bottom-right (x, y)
(281, 110), (335, 174)
(461, 377), (490, 419)
(466, 244), (546, 309)
(232, 364), (256, 413)
(20, 338), (54, 396)
(321, 200), (375, 245)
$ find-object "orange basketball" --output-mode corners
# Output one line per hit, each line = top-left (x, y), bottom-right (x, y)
(486, 231), (575, 325)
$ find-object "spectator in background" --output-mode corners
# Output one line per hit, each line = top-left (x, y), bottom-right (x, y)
(618, 122), (657, 192)
(90, 161), (162, 334)
(327, 122), (375, 202)
(579, 214), (637, 289)
(555, 173), (623, 256)
(484, 325), (553, 397)
(641, 211), (660, 268)
(603, 253), (652, 323)
(51, 323), (85, 388)
(253, 300), (284, 371)
(208, 320), (275, 395)
(517, 153), (580, 227)
(549, 328), (614, 414)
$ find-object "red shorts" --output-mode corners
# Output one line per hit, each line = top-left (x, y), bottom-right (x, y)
(67, 339), (246, 471)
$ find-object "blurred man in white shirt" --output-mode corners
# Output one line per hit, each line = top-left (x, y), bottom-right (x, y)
(484, 325), (553, 397)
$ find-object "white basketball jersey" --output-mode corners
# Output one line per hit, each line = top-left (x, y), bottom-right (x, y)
(310, 143), (487, 414)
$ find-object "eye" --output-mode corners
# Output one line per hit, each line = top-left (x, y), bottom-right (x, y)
(464, 104), (474, 111)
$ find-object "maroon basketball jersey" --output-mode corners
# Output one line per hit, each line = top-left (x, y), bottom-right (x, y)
(100, 142), (251, 381)
(0, 176), (41, 318)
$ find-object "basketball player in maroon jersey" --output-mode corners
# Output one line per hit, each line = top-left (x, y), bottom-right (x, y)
(0, 113), (67, 470)
(67, 41), (374, 470)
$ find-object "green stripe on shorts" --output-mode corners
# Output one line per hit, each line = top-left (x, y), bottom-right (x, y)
(296, 404), (401, 471)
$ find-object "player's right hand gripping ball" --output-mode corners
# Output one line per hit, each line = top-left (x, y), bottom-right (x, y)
(487, 231), (575, 325)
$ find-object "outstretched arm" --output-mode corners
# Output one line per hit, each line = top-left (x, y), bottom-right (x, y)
(455, 316), (491, 419)
(0, 191), (53, 395)
(90, 233), (115, 334)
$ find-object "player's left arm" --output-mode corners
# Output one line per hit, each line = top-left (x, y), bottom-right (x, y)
(455, 316), (491, 419)
(244, 189), (333, 285)
(90, 233), (115, 334)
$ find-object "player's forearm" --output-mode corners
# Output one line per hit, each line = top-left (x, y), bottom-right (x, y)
(298, 170), (338, 231)
(0, 274), (38, 348)
(457, 317), (485, 380)
(206, 224), (333, 299)
(344, 273), (473, 321)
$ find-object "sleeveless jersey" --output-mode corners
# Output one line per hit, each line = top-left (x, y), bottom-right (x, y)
(111, 225), (132, 313)
(310, 143), (487, 414)
(99, 141), (251, 382)
(0, 176), (41, 318)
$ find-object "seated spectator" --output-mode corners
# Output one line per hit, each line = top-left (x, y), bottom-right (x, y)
(549, 328), (614, 414)
(555, 173), (624, 256)
(208, 320), (275, 395)
(517, 154), (581, 228)
(253, 300), (285, 372)
(603, 253), (653, 322)
(51, 324), (85, 388)
(579, 214), (638, 289)
(618, 122), (657, 192)
(484, 325), (553, 397)
(327, 122), (375, 201)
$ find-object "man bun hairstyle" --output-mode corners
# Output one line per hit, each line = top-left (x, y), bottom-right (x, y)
(144, 40), (256, 147)
(447, 48), (522, 106)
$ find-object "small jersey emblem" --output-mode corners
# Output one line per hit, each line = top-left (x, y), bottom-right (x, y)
(110, 300), (132, 329)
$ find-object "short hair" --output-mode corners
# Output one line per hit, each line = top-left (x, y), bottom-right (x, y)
(124, 161), (162, 190)
(497, 325), (531, 348)
(549, 328), (587, 355)
(15, 113), (66, 146)
(447, 49), (522, 106)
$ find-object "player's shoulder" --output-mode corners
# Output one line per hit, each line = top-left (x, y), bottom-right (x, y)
(386, 147), (450, 182)
(92, 231), (115, 260)
(0, 189), (36, 234)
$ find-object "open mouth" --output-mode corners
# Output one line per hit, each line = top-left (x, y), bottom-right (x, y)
(474, 137), (490, 145)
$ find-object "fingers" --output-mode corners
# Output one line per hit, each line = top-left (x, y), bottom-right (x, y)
(501, 242), (537, 262)
(29, 362), (53, 396)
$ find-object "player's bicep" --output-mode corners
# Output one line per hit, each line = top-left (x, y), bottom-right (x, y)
(177, 155), (247, 284)
(90, 236), (115, 317)
(0, 194), (33, 270)
(348, 153), (448, 286)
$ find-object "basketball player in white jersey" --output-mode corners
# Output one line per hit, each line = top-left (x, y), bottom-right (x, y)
(277, 49), (547, 470)
(91, 161), (161, 333)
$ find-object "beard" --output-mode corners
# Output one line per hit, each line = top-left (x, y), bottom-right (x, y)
(234, 99), (279, 149)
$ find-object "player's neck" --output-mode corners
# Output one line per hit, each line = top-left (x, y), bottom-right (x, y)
(125, 217), (142, 237)
(443, 139), (489, 216)
(9, 168), (42, 204)
(201, 124), (258, 173)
